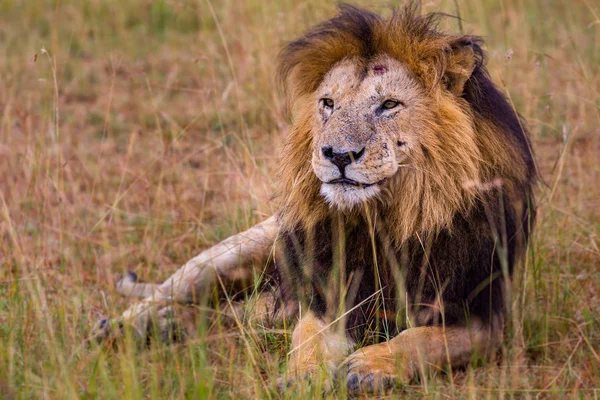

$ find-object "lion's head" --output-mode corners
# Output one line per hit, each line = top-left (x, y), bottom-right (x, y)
(276, 4), (535, 242)
(310, 56), (427, 210)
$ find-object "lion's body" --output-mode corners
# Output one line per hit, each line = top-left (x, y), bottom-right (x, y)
(274, 3), (534, 348)
(275, 193), (530, 343)
(97, 3), (536, 395)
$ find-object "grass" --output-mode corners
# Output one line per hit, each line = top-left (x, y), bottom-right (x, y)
(0, 0), (599, 398)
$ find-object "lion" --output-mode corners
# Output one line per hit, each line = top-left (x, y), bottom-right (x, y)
(93, 3), (536, 395)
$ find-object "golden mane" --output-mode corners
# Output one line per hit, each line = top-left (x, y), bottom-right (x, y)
(275, 3), (534, 243)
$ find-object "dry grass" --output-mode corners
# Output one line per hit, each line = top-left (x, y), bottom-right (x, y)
(0, 0), (598, 398)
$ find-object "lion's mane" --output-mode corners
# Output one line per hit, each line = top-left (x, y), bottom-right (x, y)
(276, 3), (535, 243)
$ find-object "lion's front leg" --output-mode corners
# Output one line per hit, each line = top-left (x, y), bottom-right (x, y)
(93, 217), (279, 343)
(341, 323), (501, 395)
(281, 311), (352, 390)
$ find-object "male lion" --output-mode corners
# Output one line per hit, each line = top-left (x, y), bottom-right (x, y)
(94, 4), (536, 395)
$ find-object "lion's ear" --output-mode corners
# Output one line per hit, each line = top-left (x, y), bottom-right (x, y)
(443, 44), (476, 96)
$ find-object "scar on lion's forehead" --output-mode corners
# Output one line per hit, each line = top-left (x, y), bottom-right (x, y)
(373, 65), (387, 74)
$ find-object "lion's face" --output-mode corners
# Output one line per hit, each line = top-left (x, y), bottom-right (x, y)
(311, 55), (426, 210)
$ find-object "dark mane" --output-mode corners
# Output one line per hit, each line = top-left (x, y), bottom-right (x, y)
(278, 4), (381, 90)
(464, 65), (537, 179)
(279, 3), (470, 95)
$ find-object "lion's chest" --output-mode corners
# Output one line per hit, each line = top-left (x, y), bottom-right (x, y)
(274, 216), (401, 341)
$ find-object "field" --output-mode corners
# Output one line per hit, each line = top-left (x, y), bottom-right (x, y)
(0, 0), (599, 398)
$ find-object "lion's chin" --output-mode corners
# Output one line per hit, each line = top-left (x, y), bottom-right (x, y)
(320, 183), (381, 210)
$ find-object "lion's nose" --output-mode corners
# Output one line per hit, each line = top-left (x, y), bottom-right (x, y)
(321, 146), (365, 173)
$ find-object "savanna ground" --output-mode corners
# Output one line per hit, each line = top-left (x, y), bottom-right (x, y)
(0, 0), (599, 398)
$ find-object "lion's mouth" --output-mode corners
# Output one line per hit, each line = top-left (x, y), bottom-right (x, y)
(326, 178), (384, 187)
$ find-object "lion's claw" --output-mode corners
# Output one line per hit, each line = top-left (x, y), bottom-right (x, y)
(97, 318), (109, 330)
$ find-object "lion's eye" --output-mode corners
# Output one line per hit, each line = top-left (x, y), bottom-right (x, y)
(382, 100), (402, 110)
(321, 98), (334, 109)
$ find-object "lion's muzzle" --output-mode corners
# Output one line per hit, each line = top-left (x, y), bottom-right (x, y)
(321, 146), (365, 175)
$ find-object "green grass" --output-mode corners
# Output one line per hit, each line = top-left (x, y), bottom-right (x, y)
(0, 0), (599, 398)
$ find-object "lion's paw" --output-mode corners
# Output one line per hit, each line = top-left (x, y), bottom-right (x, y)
(90, 302), (197, 346)
(340, 343), (410, 395)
